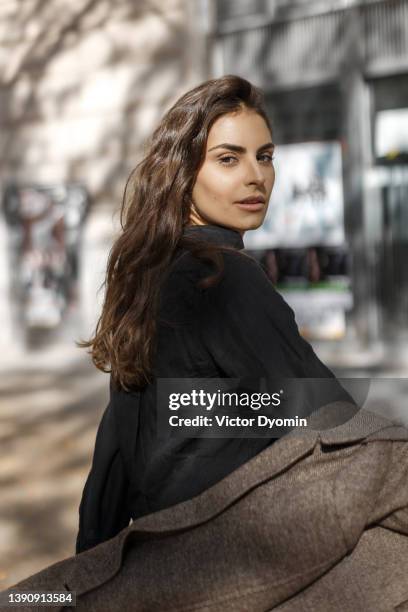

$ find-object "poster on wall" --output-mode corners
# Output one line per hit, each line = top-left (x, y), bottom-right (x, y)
(375, 107), (408, 163)
(243, 141), (352, 340)
(2, 183), (89, 334)
(244, 141), (345, 249)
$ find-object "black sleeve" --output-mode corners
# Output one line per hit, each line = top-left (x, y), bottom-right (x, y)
(200, 252), (354, 411)
(75, 394), (131, 555)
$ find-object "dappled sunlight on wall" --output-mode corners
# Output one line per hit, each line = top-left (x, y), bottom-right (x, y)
(0, 0), (201, 206)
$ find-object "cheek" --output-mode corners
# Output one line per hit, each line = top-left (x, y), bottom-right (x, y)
(267, 168), (276, 191)
(195, 167), (238, 202)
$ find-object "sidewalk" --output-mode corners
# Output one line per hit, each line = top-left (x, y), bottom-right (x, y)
(311, 336), (408, 377)
(0, 340), (108, 590)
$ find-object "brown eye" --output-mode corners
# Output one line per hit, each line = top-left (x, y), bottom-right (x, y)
(218, 156), (238, 165)
(258, 154), (274, 163)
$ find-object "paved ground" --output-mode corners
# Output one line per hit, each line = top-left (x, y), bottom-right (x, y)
(0, 343), (108, 590)
(1, 338), (408, 590)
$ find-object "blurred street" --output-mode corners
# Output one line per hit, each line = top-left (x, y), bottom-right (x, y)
(0, 342), (108, 589)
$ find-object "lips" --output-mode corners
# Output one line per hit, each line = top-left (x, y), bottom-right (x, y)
(236, 196), (265, 204)
(235, 200), (265, 212)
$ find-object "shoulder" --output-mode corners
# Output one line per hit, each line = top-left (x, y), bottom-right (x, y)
(167, 246), (292, 314)
(170, 246), (264, 283)
(218, 250), (268, 285)
(205, 250), (286, 304)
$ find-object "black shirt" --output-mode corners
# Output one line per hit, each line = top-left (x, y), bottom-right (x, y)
(76, 223), (351, 554)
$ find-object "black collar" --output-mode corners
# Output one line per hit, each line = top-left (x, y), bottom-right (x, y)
(182, 224), (244, 251)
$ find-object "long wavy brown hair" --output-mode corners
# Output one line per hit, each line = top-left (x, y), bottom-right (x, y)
(76, 74), (272, 391)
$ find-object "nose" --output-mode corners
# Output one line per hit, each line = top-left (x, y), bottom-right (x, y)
(244, 156), (267, 187)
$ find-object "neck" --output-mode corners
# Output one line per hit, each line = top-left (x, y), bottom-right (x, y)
(188, 204), (245, 238)
(187, 219), (245, 239)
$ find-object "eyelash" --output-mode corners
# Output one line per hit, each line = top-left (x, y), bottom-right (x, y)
(218, 154), (275, 166)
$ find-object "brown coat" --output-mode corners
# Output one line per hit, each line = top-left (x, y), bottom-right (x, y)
(3, 403), (408, 612)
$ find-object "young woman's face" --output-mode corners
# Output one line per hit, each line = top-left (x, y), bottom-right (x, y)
(190, 107), (275, 235)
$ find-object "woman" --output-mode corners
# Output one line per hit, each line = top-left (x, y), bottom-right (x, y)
(75, 74), (352, 555)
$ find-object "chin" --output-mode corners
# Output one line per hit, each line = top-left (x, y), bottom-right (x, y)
(239, 216), (265, 232)
(218, 213), (265, 233)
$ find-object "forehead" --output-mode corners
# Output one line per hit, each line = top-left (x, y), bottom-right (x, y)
(206, 109), (271, 148)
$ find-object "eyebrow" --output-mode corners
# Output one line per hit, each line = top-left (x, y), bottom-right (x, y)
(207, 142), (275, 154)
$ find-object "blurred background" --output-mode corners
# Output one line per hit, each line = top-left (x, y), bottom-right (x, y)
(1, 0), (408, 589)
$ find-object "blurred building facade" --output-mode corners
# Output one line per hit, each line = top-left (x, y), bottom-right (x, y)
(0, 0), (210, 351)
(0, 0), (209, 199)
(209, 0), (408, 365)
